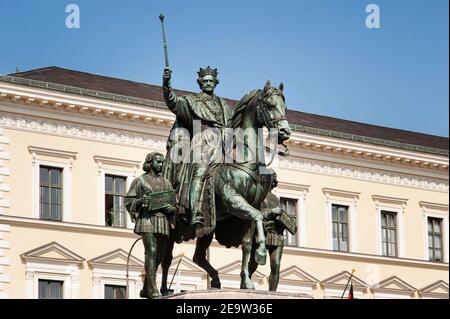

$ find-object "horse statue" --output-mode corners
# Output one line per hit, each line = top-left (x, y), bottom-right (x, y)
(160, 80), (291, 293)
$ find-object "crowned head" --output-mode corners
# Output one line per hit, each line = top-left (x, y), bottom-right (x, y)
(197, 66), (219, 84)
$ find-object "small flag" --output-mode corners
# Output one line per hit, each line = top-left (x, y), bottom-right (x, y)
(347, 282), (354, 299)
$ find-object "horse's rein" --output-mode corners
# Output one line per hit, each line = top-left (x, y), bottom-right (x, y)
(257, 90), (290, 165)
(256, 89), (287, 129)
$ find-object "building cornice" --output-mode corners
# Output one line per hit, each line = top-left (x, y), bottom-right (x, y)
(279, 245), (449, 271)
(2, 215), (449, 272)
(1, 112), (447, 192)
(28, 146), (77, 160)
(0, 80), (175, 129)
(0, 115), (167, 152)
(279, 157), (448, 193)
(286, 132), (448, 171)
(0, 215), (140, 239)
(419, 201), (449, 212)
(1, 76), (448, 159)
(276, 181), (310, 193)
(372, 195), (408, 207)
(290, 125), (448, 157)
(93, 156), (141, 169)
(322, 188), (360, 200)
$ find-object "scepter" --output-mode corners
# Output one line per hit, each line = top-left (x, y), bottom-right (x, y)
(159, 14), (170, 68)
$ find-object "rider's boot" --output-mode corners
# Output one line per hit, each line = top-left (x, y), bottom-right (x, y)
(189, 174), (206, 228)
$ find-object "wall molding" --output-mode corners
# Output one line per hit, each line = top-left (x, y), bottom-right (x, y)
(21, 242), (84, 299)
(0, 128), (10, 213)
(0, 115), (167, 151)
(372, 195), (408, 258)
(1, 76), (447, 157)
(2, 115), (446, 194)
(94, 156), (139, 228)
(421, 202), (449, 263)
(1, 80), (448, 171)
(28, 146), (76, 222)
(0, 224), (10, 298)
(278, 158), (448, 193)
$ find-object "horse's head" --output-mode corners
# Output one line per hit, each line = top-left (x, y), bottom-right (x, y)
(257, 80), (291, 144)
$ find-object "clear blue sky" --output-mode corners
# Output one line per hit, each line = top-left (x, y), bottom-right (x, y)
(0, 0), (448, 137)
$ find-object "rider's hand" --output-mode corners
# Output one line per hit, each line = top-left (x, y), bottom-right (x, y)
(163, 68), (172, 87)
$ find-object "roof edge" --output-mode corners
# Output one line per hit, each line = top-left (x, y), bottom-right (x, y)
(1, 74), (448, 157)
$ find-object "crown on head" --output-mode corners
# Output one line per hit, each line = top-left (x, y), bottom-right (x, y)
(197, 66), (218, 78)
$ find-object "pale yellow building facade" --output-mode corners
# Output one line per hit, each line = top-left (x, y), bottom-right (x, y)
(0, 67), (448, 299)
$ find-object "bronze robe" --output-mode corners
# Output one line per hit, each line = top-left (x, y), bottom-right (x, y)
(125, 173), (173, 236)
(163, 90), (234, 219)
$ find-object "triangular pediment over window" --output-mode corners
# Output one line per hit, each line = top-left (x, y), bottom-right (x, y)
(373, 276), (416, 294)
(320, 271), (367, 291)
(159, 254), (205, 278)
(217, 260), (265, 280)
(88, 249), (143, 271)
(21, 242), (85, 265)
(419, 280), (449, 298)
(278, 266), (319, 287)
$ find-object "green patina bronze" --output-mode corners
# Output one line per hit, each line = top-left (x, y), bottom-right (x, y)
(124, 152), (176, 299)
(155, 14), (292, 293)
(163, 66), (234, 231)
(160, 63), (292, 291)
(249, 172), (298, 291)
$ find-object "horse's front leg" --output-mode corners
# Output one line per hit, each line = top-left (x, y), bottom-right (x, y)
(240, 222), (256, 289)
(222, 189), (267, 266)
(160, 235), (175, 296)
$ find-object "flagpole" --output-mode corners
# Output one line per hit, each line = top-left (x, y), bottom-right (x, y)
(168, 252), (184, 292)
(340, 268), (356, 299)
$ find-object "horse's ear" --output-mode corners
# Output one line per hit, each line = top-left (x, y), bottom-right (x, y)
(279, 82), (284, 92)
(264, 80), (271, 92)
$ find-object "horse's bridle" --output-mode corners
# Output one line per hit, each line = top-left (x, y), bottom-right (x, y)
(256, 89), (290, 163)
(256, 88), (287, 130)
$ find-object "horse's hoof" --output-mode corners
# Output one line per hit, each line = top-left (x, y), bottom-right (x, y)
(240, 280), (255, 290)
(139, 290), (148, 299)
(210, 278), (221, 289)
(160, 288), (170, 296)
(148, 291), (162, 299)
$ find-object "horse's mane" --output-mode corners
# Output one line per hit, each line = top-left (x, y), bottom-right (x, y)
(231, 89), (260, 129)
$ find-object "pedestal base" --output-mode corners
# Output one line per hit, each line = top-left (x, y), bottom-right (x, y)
(162, 288), (312, 299)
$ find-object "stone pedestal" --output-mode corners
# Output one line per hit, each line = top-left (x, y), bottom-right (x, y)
(163, 288), (312, 299)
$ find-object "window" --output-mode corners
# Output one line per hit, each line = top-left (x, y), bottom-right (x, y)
(280, 198), (298, 246)
(104, 284), (126, 299)
(39, 166), (62, 221)
(105, 175), (126, 228)
(38, 279), (63, 299)
(332, 204), (349, 252)
(381, 211), (397, 257)
(428, 217), (443, 262)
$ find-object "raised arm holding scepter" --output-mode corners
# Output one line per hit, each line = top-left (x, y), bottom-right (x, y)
(159, 14), (234, 233)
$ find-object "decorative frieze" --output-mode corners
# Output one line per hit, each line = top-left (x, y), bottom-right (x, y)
(0, 116), (167, 151)
(279, 158), (448, 193)
(0, 90), (175, 127)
